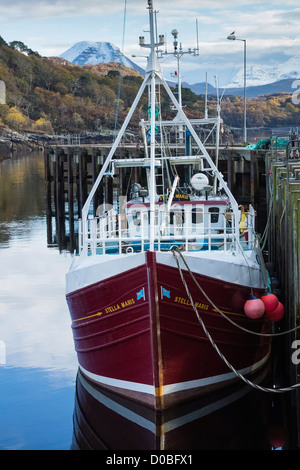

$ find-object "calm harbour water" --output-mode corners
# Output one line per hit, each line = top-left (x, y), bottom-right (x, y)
(0, 150), (294, 451)
(0, 151), (77, 450)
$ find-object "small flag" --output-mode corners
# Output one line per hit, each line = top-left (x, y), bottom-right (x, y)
(161, 287), (170, 299)
(136, 288), (145, 301)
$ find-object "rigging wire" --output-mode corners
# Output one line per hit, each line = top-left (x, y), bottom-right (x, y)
(113, 0), (128, 142)
(219, 61), (238, 103)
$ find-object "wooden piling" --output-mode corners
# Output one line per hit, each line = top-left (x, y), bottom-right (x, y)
(45, 142), (265, 252)
(226, 148), (233, 191)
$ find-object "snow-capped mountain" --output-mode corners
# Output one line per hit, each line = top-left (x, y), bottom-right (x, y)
(227, 55), (300, 87)
(60, 41), (144, 75)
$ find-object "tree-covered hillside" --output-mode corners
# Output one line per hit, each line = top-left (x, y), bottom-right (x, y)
(0, 38), (152, 134)
(0, 36), (298, 136)
(221, 93), (300, 128)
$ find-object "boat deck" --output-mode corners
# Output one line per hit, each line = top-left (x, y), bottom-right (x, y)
(79, 205), (255, 256)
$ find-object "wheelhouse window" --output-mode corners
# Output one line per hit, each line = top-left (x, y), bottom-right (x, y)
(132, 210), (141, 225)
(209, 207), (220, 223)
(170, 210), (184, 226)
(192, 207), (203, 224)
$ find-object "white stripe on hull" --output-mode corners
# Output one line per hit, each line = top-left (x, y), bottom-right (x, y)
(77, 365), (269, 435)
(79, 364), (155, 395)
(79, 352), (270, 398)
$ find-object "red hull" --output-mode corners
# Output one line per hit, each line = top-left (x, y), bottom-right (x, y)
(66, 252), (271, 409)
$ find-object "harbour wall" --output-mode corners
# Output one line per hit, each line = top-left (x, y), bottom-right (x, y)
(265, 142), (300, 448)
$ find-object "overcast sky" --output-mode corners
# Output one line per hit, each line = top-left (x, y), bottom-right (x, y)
(0, 0), (299, 85)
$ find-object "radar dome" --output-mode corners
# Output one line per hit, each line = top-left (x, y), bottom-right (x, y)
(191, 173), (209, 191)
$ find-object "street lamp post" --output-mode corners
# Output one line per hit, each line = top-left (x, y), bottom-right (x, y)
(227, 32), (247, 143)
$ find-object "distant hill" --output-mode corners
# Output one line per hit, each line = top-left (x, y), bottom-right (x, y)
(0, 37), (298, 135)
(59, 40), (298, 99)
(47, 56), (143, 79)
(184, 55), (300, 98)
(82, 62), (143, 79)
(184, 78), (297, 98)
(227, 55), (300, 88)
(60, 41), (145, 76)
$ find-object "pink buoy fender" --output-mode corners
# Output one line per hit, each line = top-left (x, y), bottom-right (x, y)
(244, 294), (265, 319)
(265, 302), (285, 322)
(261, 292), (279, 313)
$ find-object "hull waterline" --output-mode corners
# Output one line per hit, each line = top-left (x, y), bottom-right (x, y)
(71, 365), (272, 450)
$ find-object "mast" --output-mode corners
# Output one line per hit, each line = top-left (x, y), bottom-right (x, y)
(148, 0), (156, 250)
(80, 0), (241, 253)
(81, 0), (162, 242)
(214, 75), (221, 193)
(205, 72), (208, 119)
(141, 0), (164, 250)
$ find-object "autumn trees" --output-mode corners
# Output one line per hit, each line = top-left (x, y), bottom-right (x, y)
(0, 43), (133, 133)
(220, 93), (300, 128)
(0, 37), (298, 135)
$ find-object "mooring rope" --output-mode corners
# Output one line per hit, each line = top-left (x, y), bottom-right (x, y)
(171, 248), (300, 393)
(173, 247), (300, 338)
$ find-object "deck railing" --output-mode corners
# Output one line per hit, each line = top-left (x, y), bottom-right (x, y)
(78, 208), (255, 256)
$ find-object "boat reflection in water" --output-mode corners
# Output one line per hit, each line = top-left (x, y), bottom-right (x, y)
(71, 365), (276, 450)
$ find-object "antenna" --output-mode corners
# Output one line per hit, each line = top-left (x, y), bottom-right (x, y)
(213, 74), (221, 193)
(195, 18), (199, 55)
(215, 74), (219, 106)
(205, 72), (208, 119)
(138, 4), (164, 51)
(157, 23), (199, 108)
(154, 10), (159, 51)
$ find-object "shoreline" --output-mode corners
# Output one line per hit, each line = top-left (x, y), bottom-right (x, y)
(0, 125), (293, 163)
(0, 128), (121, 161)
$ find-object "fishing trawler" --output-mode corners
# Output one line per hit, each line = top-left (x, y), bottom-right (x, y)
(66, 0), (273, 410)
